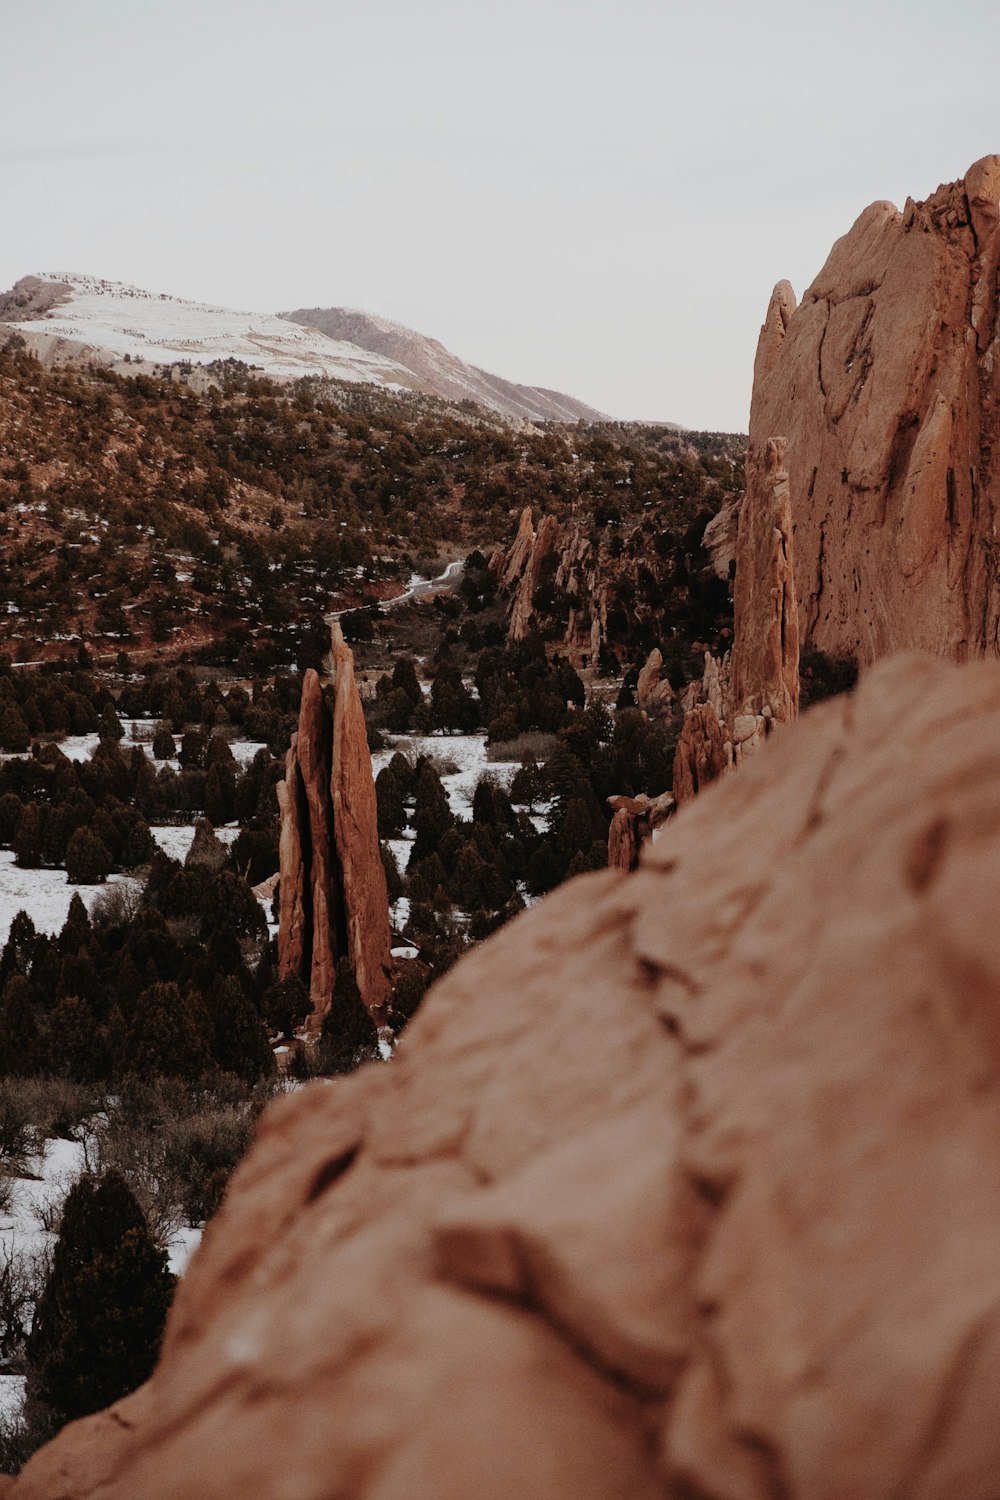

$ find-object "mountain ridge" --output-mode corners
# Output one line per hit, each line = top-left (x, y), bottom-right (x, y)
(280, 303), (609, 422)
(0, 273), (620, 425)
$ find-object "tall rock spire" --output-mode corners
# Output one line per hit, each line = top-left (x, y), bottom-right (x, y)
(277, 624), (391, 1032)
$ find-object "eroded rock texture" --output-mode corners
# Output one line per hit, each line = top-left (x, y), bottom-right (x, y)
(674, 435), (799, 797)
(730, 436), (799, 723)
(606, 791), (674, 870)
(16, 653), (1000, 1499)
(277, 623), (391, 1029)
(752, 156), (1000, 664)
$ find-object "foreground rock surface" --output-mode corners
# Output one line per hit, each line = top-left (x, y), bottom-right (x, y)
(15, 654), (1000, 1499)
(752, 156), (1000, 664)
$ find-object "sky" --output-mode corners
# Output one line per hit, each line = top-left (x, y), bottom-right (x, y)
(2, 0), (999, 431)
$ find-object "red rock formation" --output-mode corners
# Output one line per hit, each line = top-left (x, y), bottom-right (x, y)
(16, 653), (1000, 1500)
(508, 512), (561, 641)
(277, 625), (391, 1030)
(606, 792), (674, 870)
(607, 804), (641, 871)
(329, 622), (392, 1020)
(672, 700), (731, 806)
(675, 436), (798, 791)
(276, 749), (307, 987)
(635, 647), (674, 719)
(495, 504), (534, 589)
(729, 434), (799, 734)
(751, 157), (1000, 665)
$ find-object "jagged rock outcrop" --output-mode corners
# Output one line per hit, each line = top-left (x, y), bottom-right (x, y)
(672, 700), (731, 806)
(328, 623), (392, 1018)
(751, 157), (1000, 665)
(508, 513), (560, 641)
(277, 623), (391, 1030)
(494, 505), (535, 589)
(635, 648), (674, 719)
(702, 491), (742, 580)
(674, 436), (799, 795)
(606, 791), (674, 870)
(16, 653), (1000, 1499)
(726, 434), (800, 759)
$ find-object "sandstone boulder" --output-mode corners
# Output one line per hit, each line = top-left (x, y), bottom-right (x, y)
(17, 653), (1000, 1500)
(751, 157), (1000, 665)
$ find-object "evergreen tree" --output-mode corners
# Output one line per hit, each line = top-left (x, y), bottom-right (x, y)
(98, 703), (124, 741)
(317, 962), (379, 1075)
(26, 1172), (175, 1426)
(151, 723), (175, 760)
(65, 828), (112, 885)
(123, 981), (212, 1081)
(410, 761), (453, 864)
(13, 802), (43, 869)
(209, 976), (274, 1083)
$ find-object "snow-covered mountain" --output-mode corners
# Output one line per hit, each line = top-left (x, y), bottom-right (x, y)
(0, 273), (607, 422)
(0, 273), (421, 389)
(280, 305), (607, 422)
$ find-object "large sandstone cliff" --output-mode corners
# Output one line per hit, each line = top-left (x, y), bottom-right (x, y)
(13, 653), (1000, 1499)
(277, 623), (391, 1029)
(751, 156), (1000, 665)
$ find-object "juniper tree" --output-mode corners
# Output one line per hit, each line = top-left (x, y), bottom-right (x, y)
(26, 1172), (175, 1426)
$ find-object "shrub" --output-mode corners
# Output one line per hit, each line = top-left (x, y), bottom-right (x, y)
(25, 1172), (175, 1426)
(65, 829), (112, 885)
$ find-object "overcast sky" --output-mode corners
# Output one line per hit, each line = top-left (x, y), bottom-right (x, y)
(2, 0), (998, 430)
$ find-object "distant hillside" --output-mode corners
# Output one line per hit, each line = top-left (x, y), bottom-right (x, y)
(280, 305), (608, 423)
(0, 275), (615, 425)
(0, 274), (422, 390)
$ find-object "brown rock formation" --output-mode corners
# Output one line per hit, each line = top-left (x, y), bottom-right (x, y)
(277, 624), (391, 1029)
(675, 436), (799, 792)
(328, 623), (392, 1019)
(702, 491), (742, 580)
(729, 435), (799, 731)
(751, 157), (1000, 665)
(672, 700), (731, 806)
(508, 512), (560, 641)
(635, 648), (674, 719)
(17, 653), (1000, 1499)
(607, 792), (674, 870)
(495, 504), (534, 589)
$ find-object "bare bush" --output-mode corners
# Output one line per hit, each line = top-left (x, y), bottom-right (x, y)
(89, 880), (143, 930)
(0, 1242), (48, 1370)
(486, 732), (557, 764)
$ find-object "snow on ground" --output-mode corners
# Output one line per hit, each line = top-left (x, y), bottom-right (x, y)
(0, 1136), (87, 1266)
(0, 854), (141, 946)
(11, 273), (420, 389)
(0, 1374), (25, 1420)
(372, 732), (520, 820)
(150, 822), (241, 864)
(227, 739), (268, 768)
(168, 1225), (202, 1278)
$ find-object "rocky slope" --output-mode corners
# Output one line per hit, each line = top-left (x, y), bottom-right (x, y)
(749, 156), (1000, 665)
(11, 651), (1000, 1499)
(280, 305), (608, 422)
